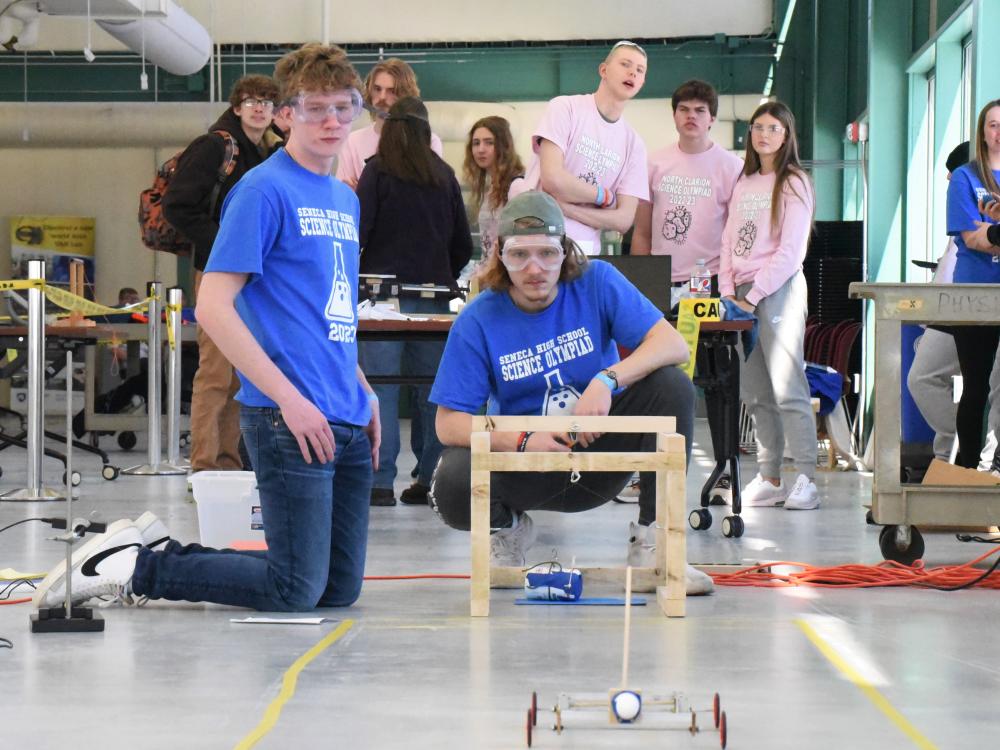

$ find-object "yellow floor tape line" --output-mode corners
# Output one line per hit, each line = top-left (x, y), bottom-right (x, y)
(796, 619), (939, 750)
(234, 619), (354, 750)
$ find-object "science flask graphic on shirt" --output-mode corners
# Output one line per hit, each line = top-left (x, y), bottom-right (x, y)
(325, 240), (355, 325)
(542, 369), (581, 416)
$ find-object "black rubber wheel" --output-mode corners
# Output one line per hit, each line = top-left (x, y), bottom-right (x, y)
(722, 515), (744, 538)
(101, 465), (120, 481)
(117, 431), (137, 451)
(878, 525), (925, 565)
(689, 508), (713, 531)
(719, 710), (727, 748)
(866, 509), (876, 525)
(62, 470), (82, 487)
(713, 692), (721, 729)
(526, 708), (532, 747)
(531, 691), (537, 727)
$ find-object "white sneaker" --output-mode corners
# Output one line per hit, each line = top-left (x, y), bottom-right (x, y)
(490, 512), (537, 567)
(626, 522), (714, 596)
(32, 522), (142, 609)
(784, 474), (820, 510)
(92, 513), (168, 607)
(133, 511), (171, 551)
(614, 473), (640, 503)
(741, 474), (787, 507)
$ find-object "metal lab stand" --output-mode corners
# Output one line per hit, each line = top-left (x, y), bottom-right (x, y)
(849, 282), (1000, 561)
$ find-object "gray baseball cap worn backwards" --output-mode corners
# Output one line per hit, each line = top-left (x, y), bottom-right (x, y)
(499, 191), (565, 239)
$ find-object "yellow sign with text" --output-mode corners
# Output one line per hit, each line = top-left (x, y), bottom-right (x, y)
(676, 298), (721, 378)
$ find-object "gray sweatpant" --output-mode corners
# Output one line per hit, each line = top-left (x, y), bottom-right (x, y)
(907, 327), (1000, 463)
(737, 271), (816, 479)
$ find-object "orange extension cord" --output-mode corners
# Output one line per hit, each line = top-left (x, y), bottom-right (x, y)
(711, 544), (1000, 590)
(3, 549), (1000, 606)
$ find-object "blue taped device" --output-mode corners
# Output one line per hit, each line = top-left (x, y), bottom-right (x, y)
(524, 567), (583, 601)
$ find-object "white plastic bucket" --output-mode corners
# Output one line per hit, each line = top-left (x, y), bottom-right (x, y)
(189, 471), (264, 548)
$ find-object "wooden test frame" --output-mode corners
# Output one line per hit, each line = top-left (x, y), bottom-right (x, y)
(469, 415), (686, 618)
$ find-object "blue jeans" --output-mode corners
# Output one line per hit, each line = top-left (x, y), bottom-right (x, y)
(359, 296), (448, 488)
(131, 408), (372, 611)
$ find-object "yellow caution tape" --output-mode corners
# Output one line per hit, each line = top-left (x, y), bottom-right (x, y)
(0, 278), (154, 318)
(676, 297), (722, 379)
(165, 302), (182, 351)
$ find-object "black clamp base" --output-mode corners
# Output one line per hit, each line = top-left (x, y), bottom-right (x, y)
(31, 605), (104, 633)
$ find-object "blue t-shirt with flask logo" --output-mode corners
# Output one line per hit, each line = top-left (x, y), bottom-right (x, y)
(205, 148), (370, 427)
(947, 163), (1000, 283)
(430, 260), (663, 417)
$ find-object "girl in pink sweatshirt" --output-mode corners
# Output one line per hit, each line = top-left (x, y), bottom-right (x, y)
(719, 100), (818, 511)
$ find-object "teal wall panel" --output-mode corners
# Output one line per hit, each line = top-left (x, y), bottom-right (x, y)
(0, 41), (778, 104)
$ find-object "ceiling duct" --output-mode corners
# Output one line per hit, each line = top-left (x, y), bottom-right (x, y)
(95, 1), (210, 76)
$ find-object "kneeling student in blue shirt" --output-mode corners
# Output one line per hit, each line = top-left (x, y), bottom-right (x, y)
(34, 43), (381, 612)
(429, 191), (712, 595)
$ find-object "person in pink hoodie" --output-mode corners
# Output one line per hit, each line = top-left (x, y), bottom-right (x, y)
(719, 100), (818, 510)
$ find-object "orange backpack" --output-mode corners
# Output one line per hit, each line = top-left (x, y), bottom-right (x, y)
(138, 130), (239, 255)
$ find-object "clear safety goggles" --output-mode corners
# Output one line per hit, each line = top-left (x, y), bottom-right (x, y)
(499, 235), (566, 272)
(291, 88), (364, 125)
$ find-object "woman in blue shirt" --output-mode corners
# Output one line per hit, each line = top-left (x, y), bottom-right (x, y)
(946, 99), (1000, 468)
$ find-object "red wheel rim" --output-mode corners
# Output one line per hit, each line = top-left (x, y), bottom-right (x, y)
(719, 710), (727, 749)
(531, 691), (538, 726)
(713, 692), (721, 728)
(526, 708), (532, 747)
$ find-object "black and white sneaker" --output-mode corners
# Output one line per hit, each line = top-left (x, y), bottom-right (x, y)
(614, 473), (641, 504)
(32, 522), (142, 609)
(709, 475), (732, 506)
(134, 511), (171, 551)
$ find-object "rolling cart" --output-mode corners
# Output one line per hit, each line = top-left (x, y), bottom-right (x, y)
(849, 282), (1000, 562)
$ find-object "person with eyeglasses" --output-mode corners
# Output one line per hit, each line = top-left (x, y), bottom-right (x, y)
(719, 100), (819, 511)
(356, 96), (472, 507)
(510, 41), (650, 255)
(336, 58), (444, 191)
(163, 73), (284, 475)
(426, 191), (713, 595)
(31, 45), (382, 614)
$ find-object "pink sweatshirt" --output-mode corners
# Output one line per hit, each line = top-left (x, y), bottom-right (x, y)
(719, 169), (814, 306)
(336, 123), (444, 185)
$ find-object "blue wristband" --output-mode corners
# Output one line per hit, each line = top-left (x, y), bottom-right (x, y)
(595, 185), (605, 207)
(593, 372), (616, 391)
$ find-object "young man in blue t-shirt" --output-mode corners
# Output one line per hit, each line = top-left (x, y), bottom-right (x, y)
(429, 191), (712, 595)
(33, 44), (381, 613)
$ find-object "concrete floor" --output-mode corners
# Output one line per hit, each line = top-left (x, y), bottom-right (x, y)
(1, 419), (999, 749)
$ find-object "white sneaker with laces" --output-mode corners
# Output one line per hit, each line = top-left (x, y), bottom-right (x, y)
(32, 522), (143, 609)
(490, 512), (537, 567)
(133, 511), (171, 551)
(741, 474), (787, 507)
(91, 513), (168, 607)
(784, 474), (820, 510)
(626, 522), (714, 596)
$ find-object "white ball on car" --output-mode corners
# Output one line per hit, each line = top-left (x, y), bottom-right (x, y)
(612, 690), (641, 722)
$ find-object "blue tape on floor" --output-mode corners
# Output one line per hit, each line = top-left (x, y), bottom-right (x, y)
(514, 597), (647, 606)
